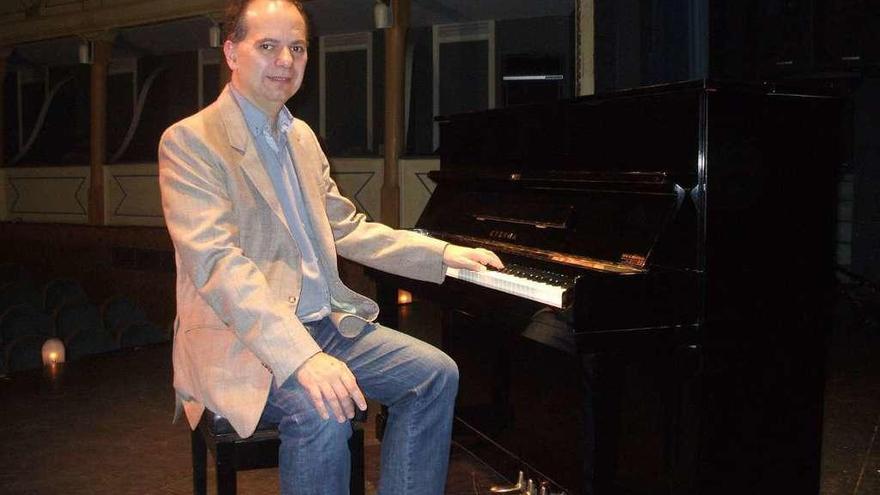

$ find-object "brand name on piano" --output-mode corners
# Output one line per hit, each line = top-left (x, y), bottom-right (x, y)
(489, 230), (517, 241)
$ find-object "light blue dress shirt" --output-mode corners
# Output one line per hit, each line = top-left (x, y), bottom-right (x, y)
(230, 87), (331, 322)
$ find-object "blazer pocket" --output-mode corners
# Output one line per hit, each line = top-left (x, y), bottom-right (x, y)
(177, 297), (228, 333)
(183, 324), (228, 334)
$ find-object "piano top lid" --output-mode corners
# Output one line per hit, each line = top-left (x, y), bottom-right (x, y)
(435, 78), (840, 122)
(435, 79), (705, 123)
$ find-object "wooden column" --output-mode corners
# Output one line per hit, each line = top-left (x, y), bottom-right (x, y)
(380, 0), (410, 228)
(577, 0), (595, 96)
(88, 34), (114, 225)
(0, 47), (11, 167)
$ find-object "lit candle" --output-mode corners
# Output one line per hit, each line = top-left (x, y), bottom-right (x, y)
(41, 338), (66, 366)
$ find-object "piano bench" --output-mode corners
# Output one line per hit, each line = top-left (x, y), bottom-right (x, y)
(191, 408), (366, 495)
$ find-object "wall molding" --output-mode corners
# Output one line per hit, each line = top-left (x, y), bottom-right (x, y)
(0, 157), (439, 229)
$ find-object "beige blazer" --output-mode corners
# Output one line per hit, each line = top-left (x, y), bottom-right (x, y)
(158, 87), (447, 437)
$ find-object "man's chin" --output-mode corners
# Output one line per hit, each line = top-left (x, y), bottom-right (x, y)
(264, 89), (297, 104)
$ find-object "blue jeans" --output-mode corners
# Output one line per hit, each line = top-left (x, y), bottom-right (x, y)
(260, 318), (459, 495)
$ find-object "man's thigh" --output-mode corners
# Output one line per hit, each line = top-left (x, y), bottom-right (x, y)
(314, 320), (456, 405)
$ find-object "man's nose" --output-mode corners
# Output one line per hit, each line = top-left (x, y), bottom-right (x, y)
(276, 47), (293, 66)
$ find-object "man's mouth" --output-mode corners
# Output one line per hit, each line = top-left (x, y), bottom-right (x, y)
(267, 76), (292, 82)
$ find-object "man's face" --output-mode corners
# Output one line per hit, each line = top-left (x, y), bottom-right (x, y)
(224, 0), (308, 116)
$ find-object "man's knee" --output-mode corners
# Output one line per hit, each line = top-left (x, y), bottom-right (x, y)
(427, 349), (459, 399)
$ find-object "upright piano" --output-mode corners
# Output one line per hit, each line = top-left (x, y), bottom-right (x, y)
(371, 80), (840, 494)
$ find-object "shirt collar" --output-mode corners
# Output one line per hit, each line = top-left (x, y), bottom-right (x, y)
(228, 84), (294, 138)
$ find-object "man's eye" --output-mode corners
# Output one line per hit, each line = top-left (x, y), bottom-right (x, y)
(292, 45), (306, 54)
(260, 43), (274, 50)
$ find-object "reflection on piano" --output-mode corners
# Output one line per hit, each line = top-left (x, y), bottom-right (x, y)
(370, 80), (840, 494)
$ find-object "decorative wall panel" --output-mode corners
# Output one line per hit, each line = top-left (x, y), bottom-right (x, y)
(399, 158), (440, 228)
(2, 166), (89, 224)
(328, 157), (383, 222)
(105, 163), (164, 227)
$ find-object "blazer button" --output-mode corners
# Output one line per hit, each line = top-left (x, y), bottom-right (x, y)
(288, 296), (297, 304)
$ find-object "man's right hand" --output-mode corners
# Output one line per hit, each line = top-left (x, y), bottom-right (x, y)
(295, 352), (367, 422)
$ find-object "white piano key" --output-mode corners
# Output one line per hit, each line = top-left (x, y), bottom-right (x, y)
(445, 267), (568, 308)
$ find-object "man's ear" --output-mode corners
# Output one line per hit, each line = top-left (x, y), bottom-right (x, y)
(223, 40), (237, 70)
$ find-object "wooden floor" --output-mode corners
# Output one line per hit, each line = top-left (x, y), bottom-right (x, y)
(0, 305), (877, 495)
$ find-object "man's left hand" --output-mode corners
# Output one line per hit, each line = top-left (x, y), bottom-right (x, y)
(443, 244), (504, 272)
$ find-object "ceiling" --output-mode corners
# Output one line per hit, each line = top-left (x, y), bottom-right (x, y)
(307, 0), (574, 34)
(10, 0), (574, 68)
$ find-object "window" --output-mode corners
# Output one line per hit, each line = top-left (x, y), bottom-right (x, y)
(320, 32), (374, 156)
(432, 21), (495, 150)
(198, 48), (221, 110)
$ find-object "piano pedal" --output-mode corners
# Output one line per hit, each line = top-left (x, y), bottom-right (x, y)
(488, 471), (567, 495)
(489, 471), (524, 493)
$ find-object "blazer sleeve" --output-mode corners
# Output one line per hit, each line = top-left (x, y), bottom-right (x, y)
(297, 123), (448, 283)
(158, 122), (321, 387)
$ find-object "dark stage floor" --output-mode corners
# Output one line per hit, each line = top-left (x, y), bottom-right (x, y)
(0, 342), (507, 495)
(1, 307), (878, 495)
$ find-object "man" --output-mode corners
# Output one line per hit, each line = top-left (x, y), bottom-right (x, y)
(158, 0), (503, 493)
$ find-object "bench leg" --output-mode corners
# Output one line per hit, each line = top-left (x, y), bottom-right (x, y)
(349, 424), (365, 495)
(191, 429), (207, 495)
(215, 443), (237, 495)
(195, 419), (364, 495)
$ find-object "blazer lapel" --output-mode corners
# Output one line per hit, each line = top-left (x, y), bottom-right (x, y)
(217, 89), (293, 239)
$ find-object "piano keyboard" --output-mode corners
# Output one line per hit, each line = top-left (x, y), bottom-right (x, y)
(445, 263), (573, 308)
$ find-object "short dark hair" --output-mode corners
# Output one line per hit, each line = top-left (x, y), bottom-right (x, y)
(224, 0), (309, 42)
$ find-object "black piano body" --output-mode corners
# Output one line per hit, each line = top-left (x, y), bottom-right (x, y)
(370, 80), (839, 494)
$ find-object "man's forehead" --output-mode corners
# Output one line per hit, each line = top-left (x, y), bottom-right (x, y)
(243, 2), (305, 29)
(238, 5), (305, 38)
(244, 0), (303, 20)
